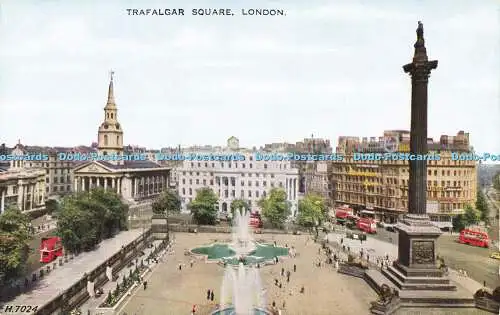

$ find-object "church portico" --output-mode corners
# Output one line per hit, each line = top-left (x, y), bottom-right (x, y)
(73, 163), (170, 202)
(73, 72), (171, 203)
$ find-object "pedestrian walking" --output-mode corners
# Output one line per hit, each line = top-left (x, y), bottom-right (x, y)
(210, 290), (215, 301)
(192, 304), (196, 315)
(207, 289), (211, 300)
(293, 264), (296, 272)
(281, 267), (285, 276)
(178, 263), (182, 271)
(143, 281), (148, 290)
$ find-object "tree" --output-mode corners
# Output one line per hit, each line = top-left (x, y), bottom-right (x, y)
(493, 172), (500, 192)
(452, 204), (481, 231)
(152, 189), (181, 215)
(230, 199), (250, 217)
(259, 188), (291, 228)
(56, 189), (128, 253)
(297, 193), (326, 228)
(45, 199), (60, 216)
(476, 190), (489, 223)
(188, 187), (219, 225)
(0, 205), (33, 285)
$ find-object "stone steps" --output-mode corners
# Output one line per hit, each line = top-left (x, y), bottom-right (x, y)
(382, 267), (457, 291)
(386, 266), (450, 285)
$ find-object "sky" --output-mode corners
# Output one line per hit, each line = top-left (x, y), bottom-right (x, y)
(0, 0), (498, 154)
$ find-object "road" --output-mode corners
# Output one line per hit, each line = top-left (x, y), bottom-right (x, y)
(26, 216), (58, 273)
(371, 227), (500, 289)
(485, 187), (499, 247)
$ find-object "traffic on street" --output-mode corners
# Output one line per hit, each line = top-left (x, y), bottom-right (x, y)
(369, 226), (500, 289)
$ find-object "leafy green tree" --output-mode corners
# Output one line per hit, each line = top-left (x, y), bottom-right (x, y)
(230, 199), (250, 217)
(56, 189), (128, 253)
(297, 193), (326, 227)
(152, 189), (181, 215)
(45, 199), (60, 216)
(493, 172), (500, 192)
(258, 188), (291, 228)
(89, 188), (128, 236)
(452, 204), (481, 231)
(188, 187), (219, 225)
(0, 205), (33, 285)
(476, 190), (489, 223)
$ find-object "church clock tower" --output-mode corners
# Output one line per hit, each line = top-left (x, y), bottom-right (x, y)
(97, 71), (124, 158)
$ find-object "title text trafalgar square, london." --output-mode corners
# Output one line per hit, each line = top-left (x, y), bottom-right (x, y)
(125, 8), (286, 16)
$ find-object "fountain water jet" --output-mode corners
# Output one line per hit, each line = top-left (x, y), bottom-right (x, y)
(216, 263), (269, 315)
(213, 209), (270, 315)
(231, 209), (256, 257)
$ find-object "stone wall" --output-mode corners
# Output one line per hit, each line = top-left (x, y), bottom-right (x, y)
(33, 229), (154, 315)
(167, 223), (292, 235)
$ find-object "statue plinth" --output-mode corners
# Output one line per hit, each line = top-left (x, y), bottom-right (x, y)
(381, 213), (456, 292)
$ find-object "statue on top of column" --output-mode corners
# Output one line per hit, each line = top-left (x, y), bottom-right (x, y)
(417, 21), (424, 40)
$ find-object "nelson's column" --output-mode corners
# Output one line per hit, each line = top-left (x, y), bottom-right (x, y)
(383, 21), (458, 294)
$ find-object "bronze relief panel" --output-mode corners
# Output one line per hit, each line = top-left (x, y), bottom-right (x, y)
(412, 240), (434, 264)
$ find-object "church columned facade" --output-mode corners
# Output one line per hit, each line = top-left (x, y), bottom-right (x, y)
(73, 72), (170, 203)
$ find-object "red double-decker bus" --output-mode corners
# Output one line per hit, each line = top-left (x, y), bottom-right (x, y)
(335, 206), (354, 225)
(356, 217), (377, 234)
(40, 236), (63, 263)
(458, 228), (489, 248)
(249, 212), (263, 228)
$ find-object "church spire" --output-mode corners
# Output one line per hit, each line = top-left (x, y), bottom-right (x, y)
(105, 70), (116, 109)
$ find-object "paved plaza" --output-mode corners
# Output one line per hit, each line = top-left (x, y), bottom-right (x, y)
(2, 230), (142, 310)
(119, 232), (377, 315)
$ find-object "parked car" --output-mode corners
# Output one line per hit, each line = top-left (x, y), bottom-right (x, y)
(385, 225), (396, 232)
(490, 252), (500, 260)
(346, 230), (367, 241)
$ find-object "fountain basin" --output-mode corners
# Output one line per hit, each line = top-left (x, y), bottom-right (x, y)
(191, 243), (288, 265)
(211, 306), (271, 315)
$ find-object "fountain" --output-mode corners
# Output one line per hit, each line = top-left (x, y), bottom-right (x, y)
(211, 263), (270, 315)
(190, 208), (288, 265)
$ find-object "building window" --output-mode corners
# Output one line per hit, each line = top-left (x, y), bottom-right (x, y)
(231, 190), (235, 197)
(189, 188), (192, 195)
(224, 190), (228, 198)
(189, 179), (193, 184)
(231, 177), (236, 186)
(256, 191), (260, 198)
(182, 188), (185, 195)
(248, 191), (252, 197)
(241, 190), (244, 197)
(263, 191), (267, 197)
(104, 135), (108, 145)
(216, 177), (220, 185)
(241, 181), (245, 186)
(264, 163), (268, 169)
(263, 181), (267, 186)
(221, 162), (224, 168)
(205, 162), (208, 167)
(228, 163), (232, 168)
(255, 181), (259, 187)
(210, 179), (214, 185)
(203, 179), (206, 185)
(248, 181), (252, 187)
(198, 163), (201, 167)
(242, 163), (246, 168)
(182, 179), (186, 184)
(191, 162), (194, 167)
(196, 179), (199, 185)
(250, 163), (253, 169)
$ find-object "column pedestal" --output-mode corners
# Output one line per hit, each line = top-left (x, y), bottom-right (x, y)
(382, 214), (456, 291)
